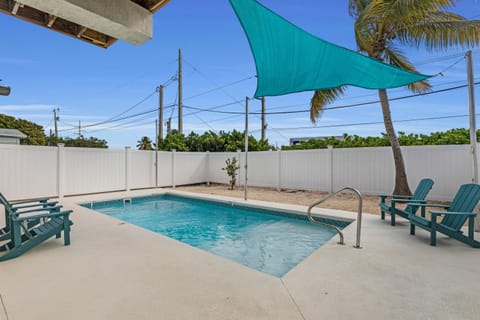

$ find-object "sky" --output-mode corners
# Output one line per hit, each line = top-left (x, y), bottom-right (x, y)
(1, 0), (480, 149)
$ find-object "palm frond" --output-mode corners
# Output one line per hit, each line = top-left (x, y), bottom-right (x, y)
(384, 45), (431, 92)
(310, 87), (346, 123)
(365, 0), (455, 21)
(348, 0), (371, 18)
(399, 13), (480, 50)
(386, 0), (456, 14)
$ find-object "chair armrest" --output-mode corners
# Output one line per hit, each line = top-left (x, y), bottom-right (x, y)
(430, 211), (477, 217)
(412, 203), (450, 209)
(410, 203), (449, 218)
(12, 210), (73, 222)
(12, 201), (58, 210)
(379, 194), (411, 205)
(392, 199), (426, 204)
(14, 205), (63, 215)
(9, 198), (50, 205)
(379, 194), (411, 200)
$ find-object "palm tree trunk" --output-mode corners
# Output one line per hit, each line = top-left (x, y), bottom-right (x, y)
(378, 89), (412, 196)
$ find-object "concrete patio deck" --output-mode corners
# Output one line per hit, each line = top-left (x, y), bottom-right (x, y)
(1, 188), (479, 320)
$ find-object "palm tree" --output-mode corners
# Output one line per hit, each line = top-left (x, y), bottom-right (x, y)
(311, 0), (480, 195)
(136, 136), (153, 150)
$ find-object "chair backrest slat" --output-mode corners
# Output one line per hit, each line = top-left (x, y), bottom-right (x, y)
(441, 184), (480, 230)
(405, 178), (434, 214)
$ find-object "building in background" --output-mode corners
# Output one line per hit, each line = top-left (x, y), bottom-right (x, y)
(0, 129), (26, 145)
(289, 136), (344, 146)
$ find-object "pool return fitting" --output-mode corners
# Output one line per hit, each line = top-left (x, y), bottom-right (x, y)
(307, 187), (363, 248)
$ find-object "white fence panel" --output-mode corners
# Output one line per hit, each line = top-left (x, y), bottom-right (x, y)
(247, 151), (278, 188)
(63, 147), (125, 195)
(130, 150), (155, 189)
(157, 152), (172, 187)
(404, 145), (472, 200)
(0, 145), (57, 200)
(280, 149), (331, 191)
(208, 152), (237, 184)
(174, 152), (207, 185)
(332, 147), (394, 195)
(1, 144), (477, 201)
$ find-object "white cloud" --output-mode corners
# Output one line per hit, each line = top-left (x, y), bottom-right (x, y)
(0, 104), (55, 112)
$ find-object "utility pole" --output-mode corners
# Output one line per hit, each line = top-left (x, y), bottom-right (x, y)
(78, 120), (82, 138)
(261, 96), (266, 141)
(178, 48), (183, 134)
(53, 108), (59, 138)
(158, 85), (164, 142)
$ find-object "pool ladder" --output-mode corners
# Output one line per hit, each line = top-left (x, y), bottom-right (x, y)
(307, 187), (363, 249)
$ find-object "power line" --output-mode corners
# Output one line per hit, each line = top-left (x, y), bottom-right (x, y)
(83, 113), (157, 134)
(191, 113), (218, 133)
(85, 119), (156, 134)
(87, 90), (157, 127)
(184, 75), (256, 101)
(171, 100), (244, 119)
(69, 74), (177, 132)
(181, 81), (479, 116)
(183, 58), (246, 108)
(251, 114), (472, 133)
(58, 103), (176, 132)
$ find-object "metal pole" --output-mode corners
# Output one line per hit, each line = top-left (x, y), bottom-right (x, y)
(159, 85), (164, 141)
(466, 50), (478, 184)
(178, 48), (183, 134)
(155, 120), (159, 187)
(244, 97), (249, 201)
(261, 96), (266, 141)
(466, 51), (480, 232)
(78, 120), (81, 138)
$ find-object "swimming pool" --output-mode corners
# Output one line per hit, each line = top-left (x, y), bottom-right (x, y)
(83, 194), (350, 277)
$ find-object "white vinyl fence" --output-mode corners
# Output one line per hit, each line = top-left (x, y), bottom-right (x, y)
(0, 143), (477, 201)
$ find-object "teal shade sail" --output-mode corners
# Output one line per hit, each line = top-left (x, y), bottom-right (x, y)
(230, 0), (431, 97)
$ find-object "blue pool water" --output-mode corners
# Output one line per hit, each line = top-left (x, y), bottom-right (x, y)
(83, 194), (349, 277)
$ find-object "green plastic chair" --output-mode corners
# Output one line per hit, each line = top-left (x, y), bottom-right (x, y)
(1, 193), (58, 241)
(0, 202), (73, 262)
(409, 183), (480, 247)
(379, 178), (434, 226)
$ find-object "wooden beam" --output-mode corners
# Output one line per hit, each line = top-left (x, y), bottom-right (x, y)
(47, 14), (57, 27)
(149, 0), (170, 13)
(76, 26), (87, 38)
(11, 1), (23, 15)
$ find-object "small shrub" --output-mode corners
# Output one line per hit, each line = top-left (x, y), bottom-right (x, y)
(222, 157), (240, 190)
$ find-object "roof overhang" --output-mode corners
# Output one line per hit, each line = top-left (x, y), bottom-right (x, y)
(0, 0), (170, 48)
(0, 129), (27, 138)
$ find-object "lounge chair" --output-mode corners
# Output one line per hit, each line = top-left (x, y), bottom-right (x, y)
(0, 203), (73, 262)
(0, 193), (59, 241)
(409, 183), (480, 247)
(379, 178), (434, 226)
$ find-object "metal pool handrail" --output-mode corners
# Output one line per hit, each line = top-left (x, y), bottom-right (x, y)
(307, 187), (363, 248)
